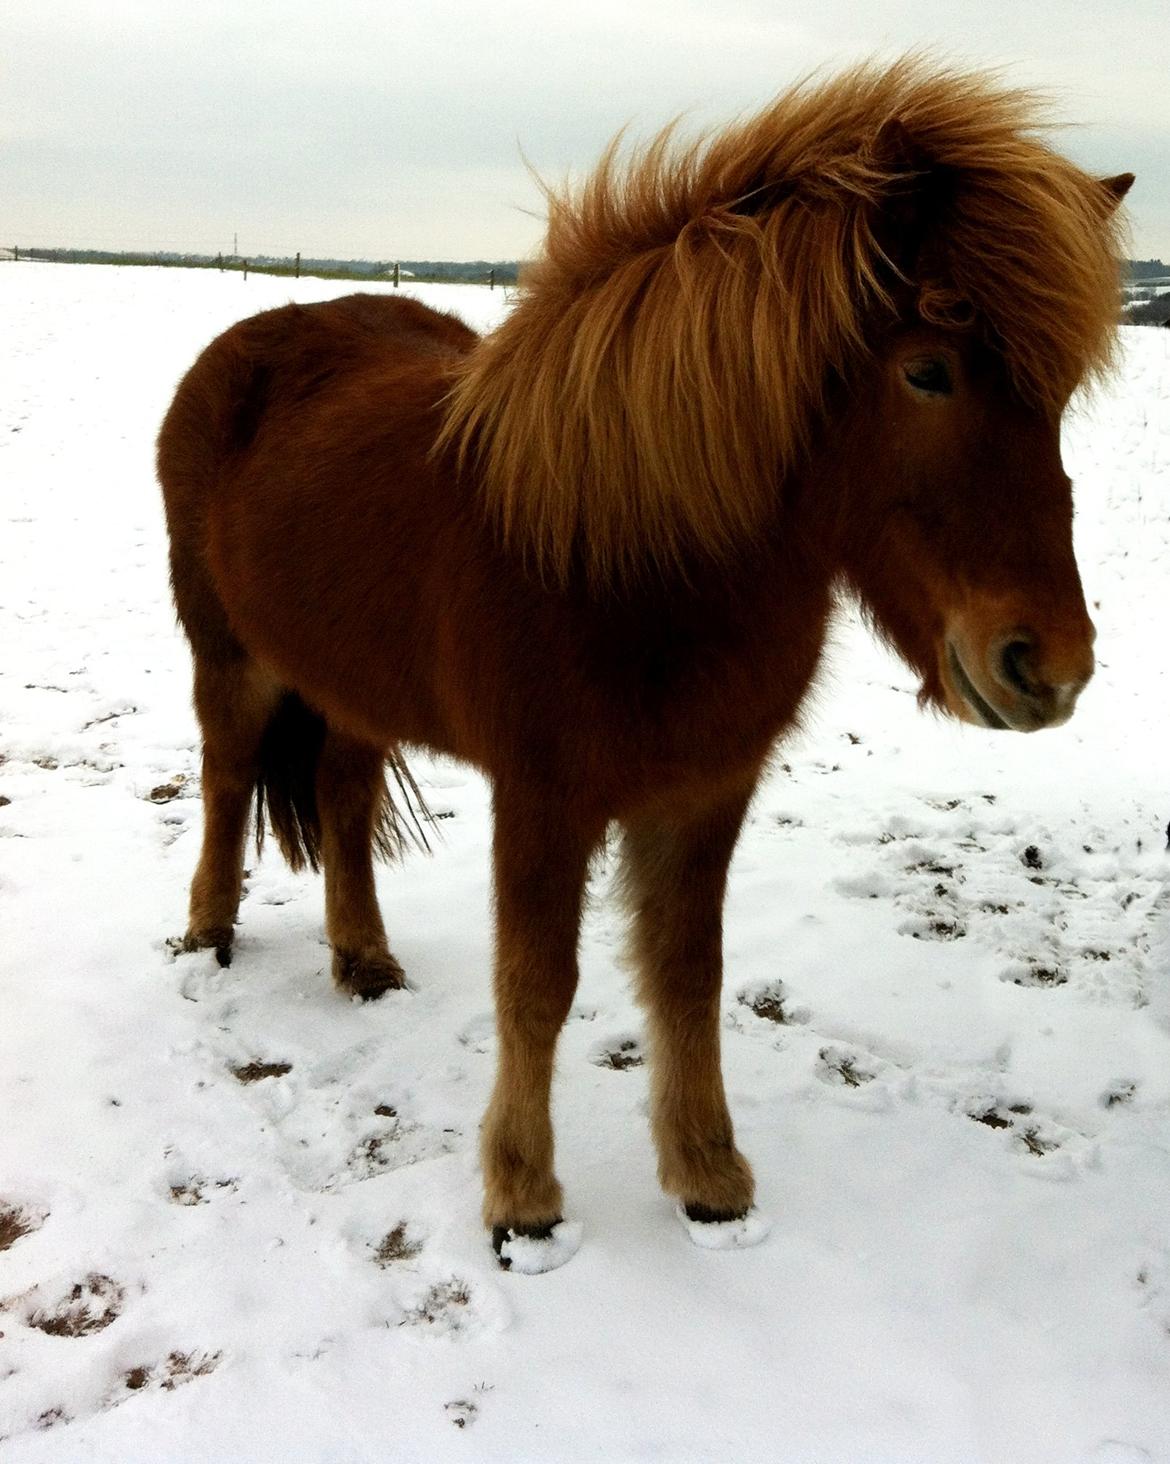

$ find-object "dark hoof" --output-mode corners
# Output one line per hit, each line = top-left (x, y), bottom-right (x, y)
(333, 950), (406, 1001)
(176, 928), (233, 967)
(683, 1201), (749, 1225)
(491, 1219), (559, 1271)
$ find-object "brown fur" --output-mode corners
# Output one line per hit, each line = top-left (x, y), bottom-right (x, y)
(441, 58), (1129, 585)
(158, 62), (1130, 1255)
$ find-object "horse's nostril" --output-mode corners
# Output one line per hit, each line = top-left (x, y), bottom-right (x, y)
(998, 637), (1039, 698)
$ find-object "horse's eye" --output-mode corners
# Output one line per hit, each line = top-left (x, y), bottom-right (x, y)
(903, 358), (953, 396)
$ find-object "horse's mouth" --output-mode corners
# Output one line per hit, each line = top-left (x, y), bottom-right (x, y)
(947, 644), (1010, 730)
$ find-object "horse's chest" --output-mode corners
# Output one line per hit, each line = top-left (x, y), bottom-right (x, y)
(592, 599), (829, 769)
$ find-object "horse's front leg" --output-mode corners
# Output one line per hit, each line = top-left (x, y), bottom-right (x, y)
(481, 784), (599, 1266)
(621, 782), (759, 1225)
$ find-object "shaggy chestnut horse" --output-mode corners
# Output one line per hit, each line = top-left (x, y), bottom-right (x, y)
(159, 62), (1131, 1269)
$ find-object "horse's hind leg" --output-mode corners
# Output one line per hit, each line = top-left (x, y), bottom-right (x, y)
(316, 730), (405, 1000)
(621, 783), (758, 1225)
(184, 655), (280, 965)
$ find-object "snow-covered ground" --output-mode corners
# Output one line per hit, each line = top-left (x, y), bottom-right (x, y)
(1, 262), (1168, 1463)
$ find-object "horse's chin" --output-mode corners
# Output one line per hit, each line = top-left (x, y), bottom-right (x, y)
(914, 671), (950, 718)
(919, 660), (1005, 729)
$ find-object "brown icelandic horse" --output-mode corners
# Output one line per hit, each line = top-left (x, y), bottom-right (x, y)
(158, 61), (1131, 1270)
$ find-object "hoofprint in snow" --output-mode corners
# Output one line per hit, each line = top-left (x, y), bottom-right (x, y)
(0, 262), (1168, 1464)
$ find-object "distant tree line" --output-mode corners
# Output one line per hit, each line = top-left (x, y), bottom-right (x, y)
(9, 247), (520, 286)
(1125, 292), (1170, 326)
(1123, 259), (1170, 326)
(397, 259), (520, 284)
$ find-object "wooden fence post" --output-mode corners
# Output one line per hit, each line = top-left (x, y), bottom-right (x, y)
(243, 259), (249, 281)
(295, 251), (300, 279)
(393, 262), (400, 288)
(489, 268), (495, 290)
(217, 252), (223, 272)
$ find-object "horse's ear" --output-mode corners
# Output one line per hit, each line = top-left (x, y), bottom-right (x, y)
(867, 119), (950, 284)
(869, 117), (918, 171)
(1098, 172), (1134, 213)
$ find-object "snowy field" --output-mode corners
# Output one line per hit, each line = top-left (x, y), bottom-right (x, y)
(1, 261), (1169, 1463)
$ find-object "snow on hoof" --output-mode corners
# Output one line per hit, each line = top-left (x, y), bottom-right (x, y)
(676, 1204), (772, 1250)
(492, 1220), (583, 1274)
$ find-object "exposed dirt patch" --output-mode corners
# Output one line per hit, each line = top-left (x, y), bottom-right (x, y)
(445, 1399), (478, 1428)
(740, 981), (793, 1024)
(1009, 965), (1068, 988)
(817, 1048), (876, 1088)
(83, 705), (137, 730)
(28, 1274), (124, 1337)
(336, 1120), (458, 1187)
(353, 1134), (394, 1176)
(594, 1039), (644, 1070)
(404, 1280), (472, 1332)
(1016, 1127), (1060, 1158)
(1021, 845), (1044, 870)
(232, 1061), (292, 1083)
(148, 776), (187, 803)
(0, 1204), (42, 1252)
(121, 1351), (221, 1394)
(967, 1102), (1031, 1129)
(918, 918), (966, 941)
(374, 1223), (423, 1266)
(971, 1108), (1013, 1130)
(169, 1178), (237, 1206)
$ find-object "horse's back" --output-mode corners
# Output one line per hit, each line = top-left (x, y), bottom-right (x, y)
(159, 292), (476, 483)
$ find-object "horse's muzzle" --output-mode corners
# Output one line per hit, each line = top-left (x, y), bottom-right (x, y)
(945, 629), (1094, 732)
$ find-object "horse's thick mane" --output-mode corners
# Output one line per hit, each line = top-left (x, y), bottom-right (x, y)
(440, 59), (1128, 585)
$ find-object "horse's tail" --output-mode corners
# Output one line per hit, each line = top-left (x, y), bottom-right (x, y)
(254, 692), (326, 873)
(255, 693), (432, 874)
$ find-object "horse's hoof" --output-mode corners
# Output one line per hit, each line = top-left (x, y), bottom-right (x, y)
(491, 1219), (582, 1274)
(333, 950), (406, 1001)
(676, 1203), (772, 1250)
(176, 928), (234, 967)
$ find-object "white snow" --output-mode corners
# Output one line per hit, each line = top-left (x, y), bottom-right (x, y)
(1, 261), (1168, 1462)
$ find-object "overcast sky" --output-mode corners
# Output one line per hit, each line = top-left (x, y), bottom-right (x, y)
(3, 0), (1166, 262)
